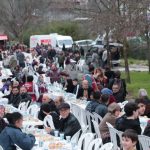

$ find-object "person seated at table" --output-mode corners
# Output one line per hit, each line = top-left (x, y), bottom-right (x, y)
(41, 93), (56, 110)
(0, 105), (7, 133)
(115, 102), (141, 135)
(54, 96), (65, 110)
(20, 86), (32, 106)
(121, 129), (138, 150)
(46, 64), (61, 83)
(72, 78), (79, 94)
(0, 112), (35, 150)
(135, 98), (146, 116)
(112, 83), (125, 103)
(38, 94), (57, 120)
(45, 103), (81, 137)
(95, 94), (109, 118)
(5, 86), (21, 108)
(77, 80), (93, 100)
(138, 89), (150, 118)
(101, 88), (116, 104)
(99, 103), (121, 143)
(65, 79), (75, 93)
(24, 75), (37, 102)
(86, 91), (101, 113)
(38, 103), (60, 129)
(0, 79), (9, 93)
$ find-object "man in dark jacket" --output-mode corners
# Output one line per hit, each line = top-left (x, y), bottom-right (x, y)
(95, 94), (109, 118)
(46, 103), (81, 137)
(38, 103), (60, 129)
(115, 102), (141, 135)
(77, 80), (93, 99)
(6, 87), (21, 108)
(20, 86), (32, 105)
(86, 91), (101, 113)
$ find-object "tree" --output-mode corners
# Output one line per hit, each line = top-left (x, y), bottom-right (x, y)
(74, 0), (150, 83)
(0, 0), (51, 41)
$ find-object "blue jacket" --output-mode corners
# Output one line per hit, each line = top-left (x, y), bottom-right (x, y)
(95, 103), (108, 118)
(0, 125), (35, 150)
(86, 100), (100, 113)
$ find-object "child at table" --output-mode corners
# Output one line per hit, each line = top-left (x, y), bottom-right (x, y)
(121, 129), (138, 150)
(0, 112), (35, 150)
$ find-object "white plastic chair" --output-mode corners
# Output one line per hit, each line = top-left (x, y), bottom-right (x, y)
(88, 138), (102, 150)
(18, 102), (27, 112)
(27, 104), (39, 118)
(0, 145), (3, 150)
(99, 142), (113, 150)
(71, 129), (81, 144)
(86, 111), (95, 132)
(93, 112), (103, 124)
(71, 104), (87, 128)
(25, 101), (31, 108)
(138, 135), (150, 150)
(92, 120), (102, 139)
(81, 125), (89, 134)
(78, 133), (95, 150)
(106, 122), (123, 150)
(75, 84), (79, 98)
(43, 115), (55, 129)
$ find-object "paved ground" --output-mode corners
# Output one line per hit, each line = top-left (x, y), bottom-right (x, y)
(112, 64), (149, 72)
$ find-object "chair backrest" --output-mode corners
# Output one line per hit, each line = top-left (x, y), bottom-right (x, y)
(43, 115), (55, 129)
(0, 145), (3, 150)
(18, 102), (27, 112)
(92, 120), (102, 139)
(106, 122), (123, 150)
(78, 133), (95, 150)
(86, 111), (95, 132)
(82, 125), (89, 134)
(88, 138), (102, 150)
(27, 104), (39, 118)
(26, 101), (31, 108)
(138, 135), (150, 150)
(99, 142), (113, 150)
(71, 104), (87, 128)
(71, 129), (81, 144)
(93, 112), (103, 124)
(75, 84), (80, 98)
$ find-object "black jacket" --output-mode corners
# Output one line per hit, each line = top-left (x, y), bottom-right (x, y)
(115, 115), (141, 134)
(86, 100), (100, 113)
(20, 93), (32, 104)
(57, 113), (81, 137)
(6, 93), (21, 108)
(0, 118), (7, 133)
(144, 123), (150, 137)
(38, 102), (59, 129)
(77, 86), (93, 99)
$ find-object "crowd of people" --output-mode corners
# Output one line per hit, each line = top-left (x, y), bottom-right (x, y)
(0, 43), (149, 150)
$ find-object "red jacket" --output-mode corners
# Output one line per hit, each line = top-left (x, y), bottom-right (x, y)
(24, 82), (36, 101)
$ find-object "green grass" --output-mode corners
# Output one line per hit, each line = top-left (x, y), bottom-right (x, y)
(122, 72), (150, 98)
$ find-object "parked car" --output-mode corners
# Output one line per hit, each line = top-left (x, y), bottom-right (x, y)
(74, 39), (95, 51)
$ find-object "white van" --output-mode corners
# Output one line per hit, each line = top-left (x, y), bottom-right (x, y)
(30, 33), (73, 51)
(30, 35), (51, 48)
(49, 33), (73, 50)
